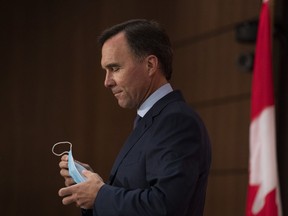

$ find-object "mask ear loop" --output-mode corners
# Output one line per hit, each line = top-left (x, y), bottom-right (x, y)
(52, 141), (72, 156)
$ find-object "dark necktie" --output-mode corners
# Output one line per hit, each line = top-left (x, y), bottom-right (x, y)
(133, 114), (142, 129)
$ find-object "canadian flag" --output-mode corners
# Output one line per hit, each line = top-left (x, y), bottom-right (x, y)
(246, 0), (282, 215)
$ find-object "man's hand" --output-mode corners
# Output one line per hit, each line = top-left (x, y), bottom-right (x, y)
(59, 155), (94, 186)
(58, 170), (105, 209)
(59, 154), (74, 186)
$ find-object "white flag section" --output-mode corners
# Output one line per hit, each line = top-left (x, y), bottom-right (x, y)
(246, 0), (282, 215)
(248, 107), (281, 215)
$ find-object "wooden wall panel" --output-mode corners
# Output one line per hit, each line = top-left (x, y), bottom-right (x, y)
(204, 174), (248, 216)
(0, 0), (271, 216)
(172, 31), (253, 103)
(197, 99), (250, 171)
(197, 99), (250, 215)
(166, 0), (260, 215)
(162, 0), (260, 42)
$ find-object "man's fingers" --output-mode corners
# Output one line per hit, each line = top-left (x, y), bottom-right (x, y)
(59, 185), (75, 197)
(59, 160), (68, 169)
(58, 185), (82, 206)
(61, 154), (68, 161)
(82, 170), (103, 182)
(60, 168), (68, 176)
(65, 177), (75, 187)
(81, 170), (92, 178)
(58, 187), (67, 197)
(61, 194), (76, 205)
(75, 160), (94, 172)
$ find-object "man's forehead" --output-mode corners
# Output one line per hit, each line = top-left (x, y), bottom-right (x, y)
(103, 32), (126, 48)
(101, 33), (132, 66)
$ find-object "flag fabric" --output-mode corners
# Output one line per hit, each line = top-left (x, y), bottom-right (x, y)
(246, 0), (282, 215)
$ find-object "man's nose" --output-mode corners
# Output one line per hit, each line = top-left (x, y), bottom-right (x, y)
(104, 72), (115, 88)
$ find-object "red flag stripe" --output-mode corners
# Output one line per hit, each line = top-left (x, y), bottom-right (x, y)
(251, 2), (274, 120)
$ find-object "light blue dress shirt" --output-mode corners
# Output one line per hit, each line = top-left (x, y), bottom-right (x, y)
(137, 83), (173, 118)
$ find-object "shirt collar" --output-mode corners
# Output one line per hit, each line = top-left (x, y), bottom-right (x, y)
(137, 83), (173, 117)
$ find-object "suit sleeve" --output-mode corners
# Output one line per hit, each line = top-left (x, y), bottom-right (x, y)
(93, 112), (209, 216)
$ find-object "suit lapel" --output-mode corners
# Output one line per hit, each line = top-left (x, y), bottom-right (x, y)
(108, 90), (184, 184)
(107, 119), (151, 184)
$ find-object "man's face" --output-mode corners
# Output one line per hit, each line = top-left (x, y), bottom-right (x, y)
(101, 32), (151, 109)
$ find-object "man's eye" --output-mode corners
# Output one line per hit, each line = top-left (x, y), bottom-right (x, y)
(112, 67), (120, 72)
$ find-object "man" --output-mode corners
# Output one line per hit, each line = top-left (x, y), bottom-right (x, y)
(58, 19), (211, 216)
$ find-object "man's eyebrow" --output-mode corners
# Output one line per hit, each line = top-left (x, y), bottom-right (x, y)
(103, 63), (120, 69)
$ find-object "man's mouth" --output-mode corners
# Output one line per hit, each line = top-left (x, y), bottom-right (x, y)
(113, 90), (122, 98)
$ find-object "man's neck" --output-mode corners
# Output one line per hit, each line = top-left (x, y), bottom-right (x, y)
(137, 83), (173, 117)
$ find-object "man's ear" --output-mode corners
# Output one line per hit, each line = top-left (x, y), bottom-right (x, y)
(146, 55), (158, 76)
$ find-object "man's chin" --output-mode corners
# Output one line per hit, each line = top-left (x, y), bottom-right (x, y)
(117, 100), (127, 109)
(117, 100), (134, 109)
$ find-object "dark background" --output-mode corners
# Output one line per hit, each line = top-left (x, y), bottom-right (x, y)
(1, 0), (287, 215)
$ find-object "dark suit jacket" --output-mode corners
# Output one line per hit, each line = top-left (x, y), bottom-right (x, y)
(83, 90), (211, 216)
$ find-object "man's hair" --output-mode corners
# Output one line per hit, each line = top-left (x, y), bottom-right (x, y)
(98, 19), (173, 80)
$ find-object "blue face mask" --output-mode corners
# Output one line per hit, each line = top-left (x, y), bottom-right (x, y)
(52, 141), (86, 184)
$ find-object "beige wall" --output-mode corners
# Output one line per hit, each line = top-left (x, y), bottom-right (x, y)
(2, 1), (286, 216)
